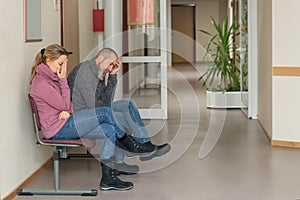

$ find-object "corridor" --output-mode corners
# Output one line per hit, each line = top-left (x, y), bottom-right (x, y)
(14, 63), (300, 200)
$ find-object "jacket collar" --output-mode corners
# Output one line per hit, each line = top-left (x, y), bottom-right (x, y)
(36, 63), (59, 82)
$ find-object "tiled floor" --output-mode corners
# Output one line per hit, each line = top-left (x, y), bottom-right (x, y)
(14, 63), (300, 200)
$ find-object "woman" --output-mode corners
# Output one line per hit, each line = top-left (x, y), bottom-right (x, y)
(29, 44), (155, 191)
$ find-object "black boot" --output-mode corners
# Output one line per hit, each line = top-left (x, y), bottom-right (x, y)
(117, 135), (157, 158)
(140, 142), (171, 161)
(100, 160), (134, 191)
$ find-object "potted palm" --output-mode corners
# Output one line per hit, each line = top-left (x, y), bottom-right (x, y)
(199, 17), (245, 108)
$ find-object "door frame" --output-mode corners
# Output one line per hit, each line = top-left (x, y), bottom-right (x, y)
(60, 0), (64, 46)
(246, 0), (258, 119)
(235, 0), (258, 119)
(59, 0), (80, 72)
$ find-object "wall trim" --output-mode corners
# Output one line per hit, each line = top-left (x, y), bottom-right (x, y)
(271, 140), (300, 148)
(257, 119), (300, 149)
(3, 158), (52, 200)
(273, 67), (300, 76)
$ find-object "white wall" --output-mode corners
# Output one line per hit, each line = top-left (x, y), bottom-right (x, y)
(272, 0), (300, 66)
(257, 0), (272, 138)
(272, 0), (300, 142)
(0, 0), (61, 198)
(273, 77), (300, 141)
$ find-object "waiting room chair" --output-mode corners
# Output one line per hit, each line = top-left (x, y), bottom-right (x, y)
(17, 94), (98, 196)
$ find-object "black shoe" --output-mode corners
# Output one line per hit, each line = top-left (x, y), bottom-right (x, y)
(117, 135), (157, 158)
(114, 162), (139, 176)
(100, 176), (133, 191)
(140, 143), (171, 161)
(100, 162), (134, 191)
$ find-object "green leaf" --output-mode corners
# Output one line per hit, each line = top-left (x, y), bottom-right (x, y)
(198, 16), (241, 91)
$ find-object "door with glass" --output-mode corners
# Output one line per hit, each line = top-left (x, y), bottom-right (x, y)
(122, 0), (168, 119)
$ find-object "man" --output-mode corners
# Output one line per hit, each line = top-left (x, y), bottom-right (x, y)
(68, 48), (171, 171)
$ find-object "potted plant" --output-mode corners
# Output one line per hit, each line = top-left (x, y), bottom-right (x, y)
(199, 17), (246, 108)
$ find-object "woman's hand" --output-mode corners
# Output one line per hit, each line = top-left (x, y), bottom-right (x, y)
(110, 59), (121, 75)
(57, 62), (67, 79)
(58, 111), (71, 120)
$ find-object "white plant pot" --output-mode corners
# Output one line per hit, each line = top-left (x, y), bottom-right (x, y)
(206, 90), (248, 108)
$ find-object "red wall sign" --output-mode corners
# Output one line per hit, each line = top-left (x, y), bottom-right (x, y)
(93, 9), (104, 32)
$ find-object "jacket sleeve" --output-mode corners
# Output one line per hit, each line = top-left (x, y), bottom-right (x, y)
(95, 74), (117, 107)
(36, 78), (72, 112)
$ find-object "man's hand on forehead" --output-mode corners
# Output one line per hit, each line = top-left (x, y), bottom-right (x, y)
(112, 58), (120, 65)
(108, 58), (121, 74)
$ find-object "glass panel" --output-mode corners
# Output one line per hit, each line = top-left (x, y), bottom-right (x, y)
(127, 0), (161, 57)
(127, 27), (161, 56)
(129, 62), (161, 108)
(240, 0), (248, 108)
(125, 0), (162, 109)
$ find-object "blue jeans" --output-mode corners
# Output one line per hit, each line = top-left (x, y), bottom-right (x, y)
(109, 99), (150, 144)
(108, 99), (151, 163)
(52, 106), (126, 160)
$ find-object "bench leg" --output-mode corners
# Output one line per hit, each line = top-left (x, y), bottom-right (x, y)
(17, 150), (98, 196)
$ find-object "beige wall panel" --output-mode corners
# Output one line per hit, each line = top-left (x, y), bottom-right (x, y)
(257, 0), (272, 138)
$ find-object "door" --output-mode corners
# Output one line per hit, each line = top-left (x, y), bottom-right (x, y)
(61, 0), (80, 72)
(171, 5), (195, 64)
(122, 0), (168, 119)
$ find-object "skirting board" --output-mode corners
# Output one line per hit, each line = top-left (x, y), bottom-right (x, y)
(257, 120), (300, 149)
(3, 158), (52, 200)
(271, 140), (300, 148)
